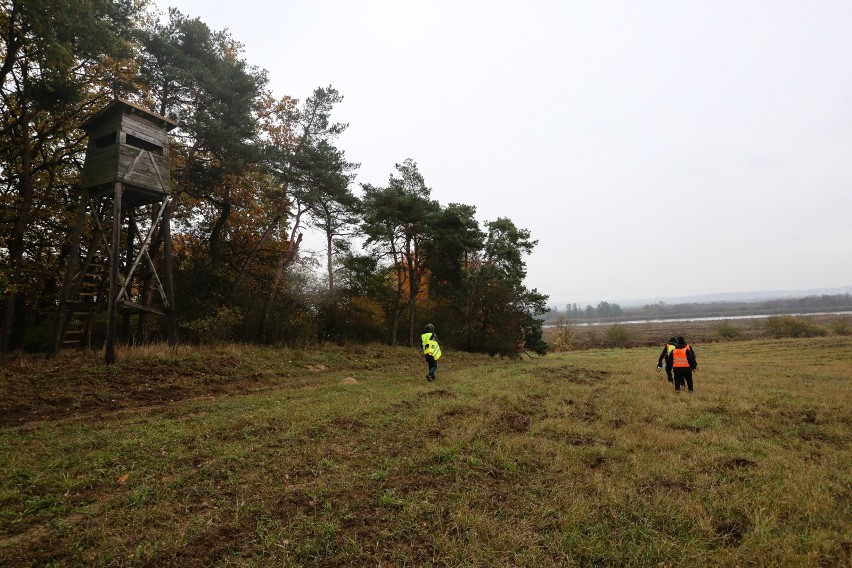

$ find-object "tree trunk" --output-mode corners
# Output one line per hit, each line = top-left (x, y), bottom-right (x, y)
(388, 238), (406, 347)
(407, 261), (418, 348)
(0, 109), (34, 352)
(232, 211), (283, 295)
(162, 200), (178, 348)
(405, 236), (423, 348)
(389, 310), (399, 346)
(258, 233), (302, 343)
(407, 298), (417, 348)
(326, 227), (334, 292)
(209, 191), (231, 270)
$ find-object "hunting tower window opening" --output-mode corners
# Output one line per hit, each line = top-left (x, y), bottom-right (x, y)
(126, 134), (163, 155)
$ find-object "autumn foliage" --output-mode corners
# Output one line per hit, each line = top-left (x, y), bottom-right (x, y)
(0, 5), (547, 356)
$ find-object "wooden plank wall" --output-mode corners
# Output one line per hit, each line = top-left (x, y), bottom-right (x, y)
(80, 145), (120, 189)
(118, 146), (169, 193)
(84, 114), (124, 141)
(80, 112), (171, 193)
(120, 115), (169, 156)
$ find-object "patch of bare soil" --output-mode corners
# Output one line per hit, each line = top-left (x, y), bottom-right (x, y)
(584, 454), (607, 469)
(419, 388), (456, 399)
(717, 457), (758, 470)
(437, 405), (479, 420)
(489, 411), (531, 434)
(670, 424), (703, 433)
(712, 515), (751, 547)
(0, 354), (306, 427)
(547, 432), (612, 447)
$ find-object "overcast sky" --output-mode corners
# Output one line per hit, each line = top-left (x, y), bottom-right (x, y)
(157, 0), (852, 306)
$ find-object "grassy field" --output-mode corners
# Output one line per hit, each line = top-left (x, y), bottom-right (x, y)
(1, 337), (850, 566)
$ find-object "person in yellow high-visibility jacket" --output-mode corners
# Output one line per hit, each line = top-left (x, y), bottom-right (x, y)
(656, 337), (677, 383)
(421, 323), (442, 382)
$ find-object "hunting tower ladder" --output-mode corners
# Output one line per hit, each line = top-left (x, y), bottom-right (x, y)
(51, 98), (178, 363)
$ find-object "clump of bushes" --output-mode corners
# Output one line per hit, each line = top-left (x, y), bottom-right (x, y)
(764, 316), (827, 339)
(551, 316), (574, 351)
(715, 321), (741, 340)
(602, 324), (635, 348)
(583, 329), (601, 349)
(827, 318), (852, 336)
(183, 306), (244, 343)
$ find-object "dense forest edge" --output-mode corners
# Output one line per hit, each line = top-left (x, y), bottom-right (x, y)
(0, 2), (547, 357)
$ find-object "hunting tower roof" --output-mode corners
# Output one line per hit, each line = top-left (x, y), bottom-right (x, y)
(81, 97), (177, 132)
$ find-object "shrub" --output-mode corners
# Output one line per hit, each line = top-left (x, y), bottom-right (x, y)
(764, 316), (827, 339)
(602, 324), (635, 348)
(715, 321), (741, 340)
(551, 316), (574, 352)
(827, 318), (852, 336)
(584, 329), (601, 348)
(183, 306), (244, 343)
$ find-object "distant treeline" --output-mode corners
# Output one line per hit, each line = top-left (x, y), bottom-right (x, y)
(557, 302), (625, 319)
(546, 294), (852, 322)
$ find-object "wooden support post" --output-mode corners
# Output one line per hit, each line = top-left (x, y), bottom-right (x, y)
(105, 183), (123, 364)
(121, 209), (135, 344)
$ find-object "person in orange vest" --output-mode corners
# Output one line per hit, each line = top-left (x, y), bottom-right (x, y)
(656, 337), (677, 383)
(665, 336), (697, 392)
(421, 323), (442, 382)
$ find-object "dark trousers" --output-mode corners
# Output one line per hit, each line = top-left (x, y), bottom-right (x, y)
(665, 361), (673, 382)
(425, 355), (437, 379)
(673, 368), (693, 391)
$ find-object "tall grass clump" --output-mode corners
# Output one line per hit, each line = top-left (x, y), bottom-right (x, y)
(764, 316), (827, 339)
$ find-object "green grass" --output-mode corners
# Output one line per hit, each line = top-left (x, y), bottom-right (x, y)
(1, 338), (850, 566)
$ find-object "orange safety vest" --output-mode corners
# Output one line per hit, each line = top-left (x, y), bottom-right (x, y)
(672, 346), (691, 368)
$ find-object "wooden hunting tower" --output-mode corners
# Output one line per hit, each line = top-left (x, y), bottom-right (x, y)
(51, 98), (178, 363)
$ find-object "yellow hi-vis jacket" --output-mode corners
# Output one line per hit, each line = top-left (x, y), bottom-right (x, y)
(421, 332), (442, 360)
